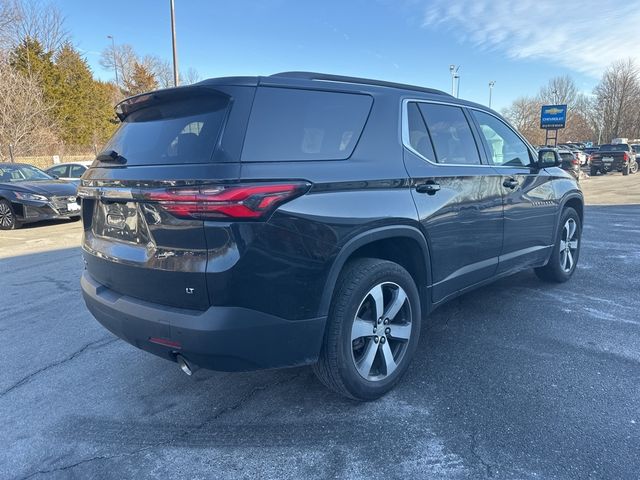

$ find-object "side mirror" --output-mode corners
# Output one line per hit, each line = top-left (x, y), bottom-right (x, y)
(537, 148), (561, 168)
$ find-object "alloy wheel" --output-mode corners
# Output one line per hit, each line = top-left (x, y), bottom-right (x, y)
(351, 282), (412, 381)
(559, 218), (579, 273)
(0, 202), (14, 229)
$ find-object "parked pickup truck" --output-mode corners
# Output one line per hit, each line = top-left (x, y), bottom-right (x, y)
(589, 144), (638, 175)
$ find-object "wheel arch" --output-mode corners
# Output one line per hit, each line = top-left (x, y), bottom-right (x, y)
(546, 193), (584, 256)
(318, 226), (432, 318)
(562, 194), (584, 224)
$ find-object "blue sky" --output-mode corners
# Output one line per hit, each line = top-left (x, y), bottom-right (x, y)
(59, 0), (639, 111)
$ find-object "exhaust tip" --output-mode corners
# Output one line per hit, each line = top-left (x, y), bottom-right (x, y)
(176, 354), (196, 376)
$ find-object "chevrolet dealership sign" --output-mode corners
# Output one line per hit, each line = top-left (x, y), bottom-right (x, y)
(540, 104), (567, 129)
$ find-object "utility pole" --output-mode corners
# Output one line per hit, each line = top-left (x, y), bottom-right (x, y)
(449, 65), (461, 98)
(107, 35), (119, 88)
(488, 81), (496, 108)
(170, 0), (179, 86)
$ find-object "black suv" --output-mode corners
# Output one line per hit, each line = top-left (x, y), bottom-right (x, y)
(79, 72), (583, 400)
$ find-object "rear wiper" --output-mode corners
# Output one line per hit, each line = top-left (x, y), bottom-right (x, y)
(96, 150), (127, 164)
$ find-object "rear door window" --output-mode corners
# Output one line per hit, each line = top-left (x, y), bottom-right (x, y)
(70, 165), (86, 177)
(102, 94), (229, 166)
(241, 87), (373, 162)
(48, 165), (69, 178)
(418, 103), (481, 165)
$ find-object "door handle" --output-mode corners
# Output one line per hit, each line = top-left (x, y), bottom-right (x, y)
(416, 181), (441, 195)
(503, 178), (518, 189)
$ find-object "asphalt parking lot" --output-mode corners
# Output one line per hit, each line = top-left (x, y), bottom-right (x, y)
(1, 176), (639, 479)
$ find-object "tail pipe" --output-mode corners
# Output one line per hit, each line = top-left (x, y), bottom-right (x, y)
(176, 354), (199, 376)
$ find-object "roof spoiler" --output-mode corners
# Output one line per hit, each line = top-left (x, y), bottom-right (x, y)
(114, 85), (224, 121)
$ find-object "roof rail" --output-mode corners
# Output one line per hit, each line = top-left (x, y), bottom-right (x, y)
(270, 71), (451, 96)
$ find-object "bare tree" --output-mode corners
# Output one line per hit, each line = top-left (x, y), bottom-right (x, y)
(181, 67), (201, 85)
(143, 55), (173, 88)
(99, 42), (138, 91)
(0, 0), (20, 51)
(0, 60), (57, 159)
(594, 59), (640, 141)
(100, 42), (201, 91)
(0, 0), (68, 54)
(502, 96), (545, 145)
(538, 75), (578, 107)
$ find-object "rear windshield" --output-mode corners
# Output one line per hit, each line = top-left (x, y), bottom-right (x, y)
(559, 152), (574, 161)
(599, 144), (629, 152)
(241, 87), (373, 162)
(101, 93), (229, 166)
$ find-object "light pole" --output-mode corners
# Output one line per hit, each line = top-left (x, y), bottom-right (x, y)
(107, 35), (119, 88)
(170, 0), (179, 86)
(449, 65), (461, 98)
(488, 81), (495, 108)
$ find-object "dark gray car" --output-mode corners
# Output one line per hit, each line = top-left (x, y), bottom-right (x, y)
(0, 163), (81, 230)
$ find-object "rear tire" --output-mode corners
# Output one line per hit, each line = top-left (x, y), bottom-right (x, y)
(313, 258), (421, 401)
(590, 166), (598, 176)
(535, 207), (581, 283)
(630, 161), (638, 174)
(623, 163), (630, 175)
(0, 199), (19, 230)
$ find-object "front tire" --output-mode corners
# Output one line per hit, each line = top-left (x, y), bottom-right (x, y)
(535, 207), (581, 283)
(313, 258), (421, 401)
(0, 199), (19, 230)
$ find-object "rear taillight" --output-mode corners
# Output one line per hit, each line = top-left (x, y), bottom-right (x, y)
(571, 158), (579, 165)
(623, 152), (629, 162)
(143, 182), (311, 220)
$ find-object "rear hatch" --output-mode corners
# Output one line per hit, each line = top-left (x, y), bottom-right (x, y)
(80, 83), (254, 310)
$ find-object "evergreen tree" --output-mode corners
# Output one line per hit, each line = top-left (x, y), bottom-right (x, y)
(11, 39), (117, 148)
(124, 61), (158, 96)
(55, 42), (96, 145)
(11, 38), (61, 114)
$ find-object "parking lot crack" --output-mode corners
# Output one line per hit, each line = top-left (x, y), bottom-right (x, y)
(469, 431), (497, 478)
(0, 336), (117, 399)
(179, 371), (305, 436)
(17, 444), (160, 480)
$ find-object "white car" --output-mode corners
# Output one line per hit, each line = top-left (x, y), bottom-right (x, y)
(44, 161), (93, 182)
(574, 150), (587, 166)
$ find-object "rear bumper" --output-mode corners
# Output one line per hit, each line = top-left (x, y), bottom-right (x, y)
(81, 271), (326, 372)
(592, 160), (623, 171)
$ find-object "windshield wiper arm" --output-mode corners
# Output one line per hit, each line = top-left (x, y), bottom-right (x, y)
(96, 150), (127, 164)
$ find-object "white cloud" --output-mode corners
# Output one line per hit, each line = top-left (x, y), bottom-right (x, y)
(420, 0), (640, 76)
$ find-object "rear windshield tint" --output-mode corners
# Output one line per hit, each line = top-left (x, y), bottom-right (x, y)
(599, 144), (628, 152)
(102, 93), (229, 166)
(241, 87), (372, 162)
